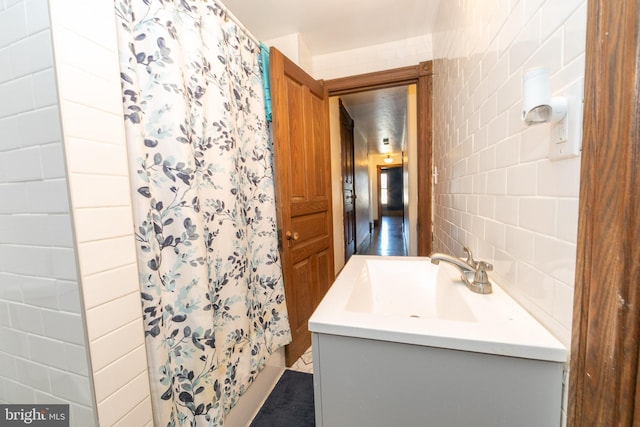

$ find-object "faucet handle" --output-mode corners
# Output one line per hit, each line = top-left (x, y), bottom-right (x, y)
(473, 261), (493, 294)
(462, 246), (477, 267)
(477, 260), (493, 272)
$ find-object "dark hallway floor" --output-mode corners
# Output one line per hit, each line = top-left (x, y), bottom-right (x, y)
(358, 215), (407, 256)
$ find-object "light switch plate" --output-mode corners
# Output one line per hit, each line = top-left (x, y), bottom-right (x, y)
(549, 78), (583, 161)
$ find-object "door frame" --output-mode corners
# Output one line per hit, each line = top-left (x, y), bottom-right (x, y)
(568, 0), (640, 424)
(325, 61), (433, 256)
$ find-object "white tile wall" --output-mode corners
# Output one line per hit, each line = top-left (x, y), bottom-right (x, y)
(47, 0), (153, 424)
(0, 1), (97, 424)
(432, 2), (587, 425)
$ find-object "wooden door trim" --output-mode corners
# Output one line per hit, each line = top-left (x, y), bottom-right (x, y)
(569, 0), (640, 424)
(326, 61), (433, 256)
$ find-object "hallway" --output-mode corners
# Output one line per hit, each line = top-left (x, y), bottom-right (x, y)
(358, 216), (407, 257)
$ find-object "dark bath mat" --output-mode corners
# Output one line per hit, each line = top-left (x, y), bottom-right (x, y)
(250, 370), (315, 427)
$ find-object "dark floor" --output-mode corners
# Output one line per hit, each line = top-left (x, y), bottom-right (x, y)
(358, 215), (407, 256)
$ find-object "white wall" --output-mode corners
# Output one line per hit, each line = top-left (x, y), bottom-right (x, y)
(313, 35), (433, 80)
(432, 1), (587, 425)
(0, 1), (96, 425)
(403, 85), (418, 256)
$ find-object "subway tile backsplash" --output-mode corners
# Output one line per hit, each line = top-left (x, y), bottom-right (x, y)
(432, 0), (585, 357)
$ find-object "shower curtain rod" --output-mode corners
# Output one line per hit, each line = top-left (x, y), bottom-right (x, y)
(217, 0), (261, 47)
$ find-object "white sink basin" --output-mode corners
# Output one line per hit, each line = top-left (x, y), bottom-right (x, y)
(309, 255), (566, 362)
(345, 258), (476, 322)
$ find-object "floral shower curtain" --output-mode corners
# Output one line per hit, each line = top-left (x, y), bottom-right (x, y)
(114, 1), (291, 425)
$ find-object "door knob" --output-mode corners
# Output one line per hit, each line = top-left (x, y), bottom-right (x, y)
(285, 231), (299, 241)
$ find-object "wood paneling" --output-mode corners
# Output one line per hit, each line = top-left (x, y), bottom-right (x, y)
(417, 61), (433, 256)
(569, 0), (640, 425)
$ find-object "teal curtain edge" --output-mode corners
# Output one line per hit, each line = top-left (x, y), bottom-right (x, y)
(259, 43), (272, 122)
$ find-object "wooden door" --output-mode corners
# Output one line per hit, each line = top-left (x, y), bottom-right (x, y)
(270, 47), (335, 366)
(339, 100), (356, 260)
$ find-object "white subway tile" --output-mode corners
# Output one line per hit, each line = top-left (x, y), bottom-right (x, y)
(77, 235), (136, 276)
(56, 63), (123, 116)
(40, 142), (67, 179)
(86, 291), (140, 341)
(494, 196), (519, 226)
(112, 396), (153, 427)
(81, 263), (140, 309)
(73, 206), (134, 243)
(49, 26), (118, 82)
(70, 404), (98, 427)
(0, 352), (17, 380)
(534, 234), (577, 285)
(25, 0), (50, 35)
(520, 197), (557, 235)
(65, 137), (129, 176)
(541, 0), (583, 41)
(31, 68), (58, 109)
(517, 261), (555, 315)
(27, 334), (68, 370)
(25, 178), (70, 213)
(0, 50), (12, 85)
(0, 272), (23, 302)
(553, 281), (574, 329)
(89, 319), (145, 371)
(0, 75), (34, 118)
(506, 162), (537, 195)
(495, 135), (519, 168)
(486, 169), (506, 195)
(509, 12), (540, 71)
(0, 2), (27, 48)
(2, 379), (36, 403)
(93, 344), (146, 402)
(97, 371), (150, 427)
(0, 245), (75, 279)
(59, 101), (124, 145)
(42, 310), (85, 345)
(8, 30), (54, 78)
(15, 358), (51, 392)
(57, 280), (82, 313)
(537, 156), (581, 197)
(0, 326), (30, 358)
(3, 146), (42, 182)
(557, 198), (579, 243)
(505, 225), (535, 263)
(20, 275), (58, 309)
(64, 342), (89, 376)
(67, 173), (131, 208)
(478, 146), (495, 172)
(18, 106), (62, 147)
(520, 123), (549, 162)
(8, 301), (44, 334)
(48, 368), (92, 406)
(524, 30), (563, 75)
(485, 219), (505, 249)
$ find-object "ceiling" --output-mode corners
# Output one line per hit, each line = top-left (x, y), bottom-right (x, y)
(223, 0), (440, 155)
(338, 87), (409, 155)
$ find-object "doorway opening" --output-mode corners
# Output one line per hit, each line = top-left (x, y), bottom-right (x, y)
(325, 62), (433, 270)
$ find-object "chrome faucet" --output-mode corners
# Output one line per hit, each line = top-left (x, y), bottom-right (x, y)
(429, 247), (493, 294)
